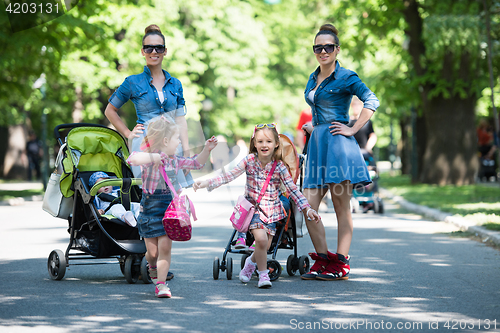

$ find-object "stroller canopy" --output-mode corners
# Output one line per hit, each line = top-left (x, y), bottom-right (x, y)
(60, 126), (131, 197)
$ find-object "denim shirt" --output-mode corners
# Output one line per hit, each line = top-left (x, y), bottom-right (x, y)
(304, 61), (379, 126)
(109, 66), (186, 124)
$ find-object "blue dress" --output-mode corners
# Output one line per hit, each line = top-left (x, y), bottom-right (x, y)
(304, 62), (380, 188)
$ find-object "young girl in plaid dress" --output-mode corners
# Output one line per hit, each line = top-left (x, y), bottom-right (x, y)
(127, 116), (218, 298)
(194, 124), (320, 288)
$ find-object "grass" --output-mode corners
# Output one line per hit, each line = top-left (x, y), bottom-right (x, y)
(0, 189), (44, 201)
(379, 172), (500, 229)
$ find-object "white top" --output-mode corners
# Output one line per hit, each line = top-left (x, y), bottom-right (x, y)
(308, 90), (316, 102)
(158, 90), (165, 103)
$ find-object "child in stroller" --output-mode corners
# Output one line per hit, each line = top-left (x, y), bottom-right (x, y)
(90, 171), (140, 227)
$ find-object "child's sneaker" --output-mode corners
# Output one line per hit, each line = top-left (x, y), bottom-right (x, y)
(300, 253), (328, 280)
(148, 265), (158, 284)
(248, 241), (256, 252)
(316, 252), (350, 281)
(123, 211), (137, 227)
(258, 270), (272, 288)
(239, 256), (257, 283)
(234, 238), (246, 249)
(155, 282), (172, 298)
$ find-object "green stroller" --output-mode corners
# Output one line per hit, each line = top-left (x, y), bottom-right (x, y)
(46, 123), (150, 283)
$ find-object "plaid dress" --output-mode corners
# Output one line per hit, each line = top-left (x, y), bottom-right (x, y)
(208, 154), (310, 224)
(127, 151), (204, 238)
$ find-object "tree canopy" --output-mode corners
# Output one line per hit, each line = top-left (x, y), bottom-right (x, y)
(0, 0), (499, 184)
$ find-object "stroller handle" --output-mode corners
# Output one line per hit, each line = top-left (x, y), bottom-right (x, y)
(89, 178), (143, 197)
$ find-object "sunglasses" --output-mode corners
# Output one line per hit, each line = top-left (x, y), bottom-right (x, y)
(312, 44), (338, 54)
(143, 44), (166, 54)
(255, 123), (276, 129)
(252, 123), (277, 138)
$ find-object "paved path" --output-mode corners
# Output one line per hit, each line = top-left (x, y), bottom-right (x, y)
(0, 178), (499, 332)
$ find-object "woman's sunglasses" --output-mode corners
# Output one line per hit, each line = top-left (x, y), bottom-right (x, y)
(312, 44), (338, 54)
(143, 44), (166, 54)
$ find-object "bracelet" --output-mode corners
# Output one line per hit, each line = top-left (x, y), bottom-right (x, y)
(306, 208), (315, 220)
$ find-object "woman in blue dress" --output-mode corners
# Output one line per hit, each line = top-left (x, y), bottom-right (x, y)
(105, 24), (193, 189)
(300, 24), (380, 281)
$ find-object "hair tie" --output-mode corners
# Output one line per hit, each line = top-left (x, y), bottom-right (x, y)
(160, 115), (171, 123)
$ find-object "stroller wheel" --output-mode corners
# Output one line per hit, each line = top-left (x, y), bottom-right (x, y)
(119, 256), (126, 275)
(140, 256), (152, 284)
(124, 255), (141, 284)
(240, 253), (251, 269)
(267, 259), (282, 281)
(298, 255), (310, 275)
(48, 249), (66, 280)
(226, 257), (233, 280)
(286, 255), (298, 276)
(213, 257), (220, 280)
(377, 198), (384, 214)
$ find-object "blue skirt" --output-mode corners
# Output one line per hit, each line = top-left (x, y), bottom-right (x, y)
(137, 191), (172, 239)
(304, 124), (371, 188)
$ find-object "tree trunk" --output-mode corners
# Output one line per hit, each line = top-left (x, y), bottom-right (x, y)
(419, 95), (478, 185)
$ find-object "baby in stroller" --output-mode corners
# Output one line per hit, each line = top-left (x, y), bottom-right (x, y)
(89, 171), (140, 227)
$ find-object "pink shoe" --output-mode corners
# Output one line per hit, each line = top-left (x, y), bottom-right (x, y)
(155, 282), (172, 298)
(239, 256), (256, 283)
(258, 270), (272, 288)
(248, 241), (256, 252)
(234, 238), (246, 249)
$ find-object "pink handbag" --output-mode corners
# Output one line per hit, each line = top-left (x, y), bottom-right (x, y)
(230, 196), (255, 233)
(230, 161), (277, 233)
(160, 167), (197, 241)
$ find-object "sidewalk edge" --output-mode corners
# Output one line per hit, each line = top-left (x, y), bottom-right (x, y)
(380, 188), (500, 247)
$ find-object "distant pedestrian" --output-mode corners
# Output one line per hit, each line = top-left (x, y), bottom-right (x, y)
(26, 131), (42, 181)
(194, 123), (320, 288)
(295, 107), (312, 152)
(127, 116), (218, 298)
(301, 23), (380, 281)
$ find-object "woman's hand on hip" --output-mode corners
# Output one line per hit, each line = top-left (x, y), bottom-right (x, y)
(128, 124), (145, 140)
(329, 121), (355, 137)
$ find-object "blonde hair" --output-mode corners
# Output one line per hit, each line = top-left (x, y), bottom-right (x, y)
(249, 126), (283, 162)
(141, 117), (179, 153)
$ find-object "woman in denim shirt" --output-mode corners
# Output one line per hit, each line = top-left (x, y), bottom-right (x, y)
(300, 24), (379, 282)
(105, 24), (193, 188)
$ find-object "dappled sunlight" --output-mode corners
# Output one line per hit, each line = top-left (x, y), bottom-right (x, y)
(362, 257), (397, 265)
(350, 277), (394, 284)
(453, 202), (500, 210)
(365, 238), (403, 243)
(410, 253), (452, 266)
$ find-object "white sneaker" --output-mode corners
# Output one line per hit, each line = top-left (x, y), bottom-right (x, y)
(123, 211), (137, 227)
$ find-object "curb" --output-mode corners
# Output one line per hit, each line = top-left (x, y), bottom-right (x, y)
(380, 188), (500, 247)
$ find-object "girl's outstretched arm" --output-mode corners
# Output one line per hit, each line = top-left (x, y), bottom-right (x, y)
(127, 152), (161, 166)
(193, 154), (249, 192)
(278, 162), (321, 222)
(195, 136), (218, 165)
